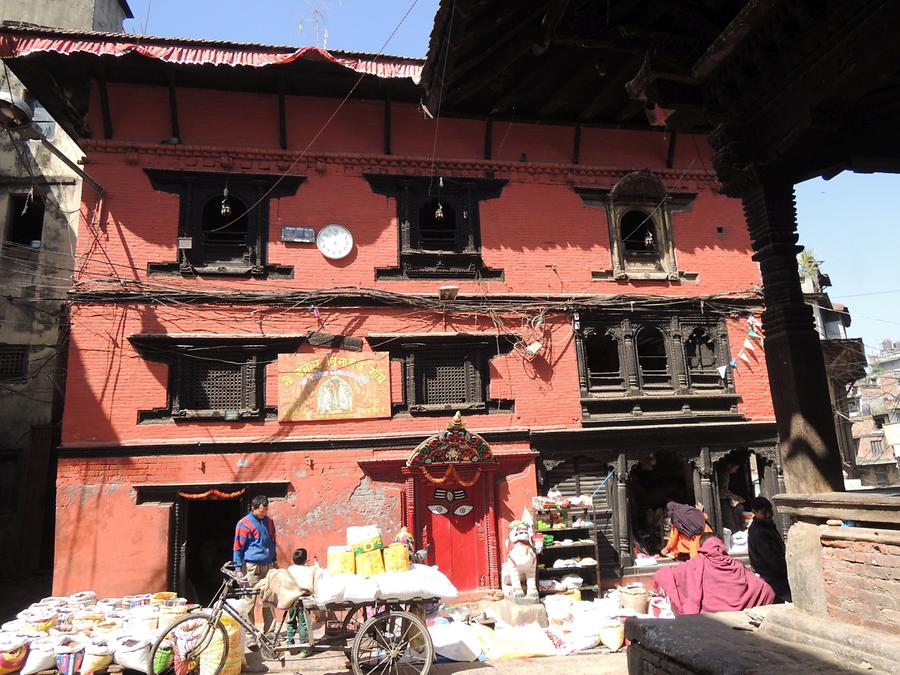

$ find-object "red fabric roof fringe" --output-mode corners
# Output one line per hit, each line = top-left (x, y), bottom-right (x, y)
(0, 34), (422, 82)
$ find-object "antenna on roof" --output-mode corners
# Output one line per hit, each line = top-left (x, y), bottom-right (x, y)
(299, 0), (335, 49)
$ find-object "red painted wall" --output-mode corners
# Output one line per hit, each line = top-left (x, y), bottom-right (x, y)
(76, 84), (759, 298)
(53, 448), (535, 597)
(54, 78), (776, 596)
(61, 305), (771, 448)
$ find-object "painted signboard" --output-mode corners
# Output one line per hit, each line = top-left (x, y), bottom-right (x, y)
(277, 351), (391, 422)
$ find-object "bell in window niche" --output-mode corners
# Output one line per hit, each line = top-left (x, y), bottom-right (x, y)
(220, 184), (232, 217)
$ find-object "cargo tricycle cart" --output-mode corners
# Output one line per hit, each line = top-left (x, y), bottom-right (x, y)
(148, 563), (435, 675)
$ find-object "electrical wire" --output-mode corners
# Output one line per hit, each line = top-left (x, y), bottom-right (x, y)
(427, 0), (455, 196)
(209, 0), (421, 231)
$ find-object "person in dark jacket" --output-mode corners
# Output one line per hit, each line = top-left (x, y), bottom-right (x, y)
(234, 495), (278, 634)
(747, 497), (792, 602)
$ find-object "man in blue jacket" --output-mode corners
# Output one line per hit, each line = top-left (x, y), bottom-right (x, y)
(234, 495), (278, 635)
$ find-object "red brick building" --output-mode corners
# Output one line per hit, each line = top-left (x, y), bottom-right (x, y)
(2, 25), (780, 600)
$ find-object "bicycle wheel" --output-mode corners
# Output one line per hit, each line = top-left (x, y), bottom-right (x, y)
(148, 613), (229, 675)
(350, 610), (433, 675)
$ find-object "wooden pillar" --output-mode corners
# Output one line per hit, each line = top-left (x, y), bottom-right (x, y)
(698, 447), (718, 532)
(277, 74), (288, 150)
(383, 82), (392, 155)
(731, 169), (844, 494)
(167, 69), (180, 143)
(615, 453), (633, 567)
(621, 319), (640, 396)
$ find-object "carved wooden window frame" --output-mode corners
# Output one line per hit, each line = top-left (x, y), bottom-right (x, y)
(130, 334), (304, 423)
(575, 314), (733, 398)
(364, 174), (506, 280)
(367, 334), (515, 416)
(574, 171), (697, 282)
(144, 170), (305, 278)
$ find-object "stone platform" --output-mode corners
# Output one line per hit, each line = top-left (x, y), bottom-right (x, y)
(625, 606), (891, 674)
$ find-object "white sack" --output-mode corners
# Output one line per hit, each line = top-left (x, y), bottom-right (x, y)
(111, 636), (151, 674)
(21, 637), (55, 675)
(428, 623), (482, 662)
(314, 573), (351, 605)
(342, 576), (380, 604)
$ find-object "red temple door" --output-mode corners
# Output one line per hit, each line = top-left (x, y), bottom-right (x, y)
(403, 413), (500, 593)
(416, 476), (487, 592)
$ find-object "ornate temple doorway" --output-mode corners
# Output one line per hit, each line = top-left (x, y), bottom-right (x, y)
(403, 413), (500, 592)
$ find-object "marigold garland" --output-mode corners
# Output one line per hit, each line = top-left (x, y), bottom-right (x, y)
(177, 488), (246, 500)
(420, 464), (483, 487)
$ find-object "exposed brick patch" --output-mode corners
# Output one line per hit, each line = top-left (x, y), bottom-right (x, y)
(821, 537), (900, 632)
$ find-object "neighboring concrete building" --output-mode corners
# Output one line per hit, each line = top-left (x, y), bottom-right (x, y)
(0, 0), (128, 573)
(799, 258), (866, 479)
(0, 0), (132, 32)
(0, 72), (84, 572)
(849, 343), (900, 487)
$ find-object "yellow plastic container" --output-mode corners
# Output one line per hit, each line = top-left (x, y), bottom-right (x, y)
(350, 535), (384, 556)
(327, 546), (356, 575)
(355, 549), (385, 578)
(383, 544), (410, 573)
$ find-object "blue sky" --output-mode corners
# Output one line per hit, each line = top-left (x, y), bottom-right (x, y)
(123, 0), (440, 56)
(123, 0), (899, 354)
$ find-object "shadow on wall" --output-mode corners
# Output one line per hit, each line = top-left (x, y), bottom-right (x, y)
(88, 165), (754, 267)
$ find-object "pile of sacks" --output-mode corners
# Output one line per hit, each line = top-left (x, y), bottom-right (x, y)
(305, 524), (457, 606)
(0, 590), (250, 675)
(315, 564), (458, 605)
(426, 594), (628, 664)
(253, 525), (459, 610)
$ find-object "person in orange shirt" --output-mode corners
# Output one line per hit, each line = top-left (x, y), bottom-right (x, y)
(661, 501), (712, 560)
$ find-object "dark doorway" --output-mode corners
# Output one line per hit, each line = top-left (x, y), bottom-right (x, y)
(628, 451), (696, 557)
(179, 498), (244, 605)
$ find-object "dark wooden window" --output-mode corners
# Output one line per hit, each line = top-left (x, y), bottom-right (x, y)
(365, 174), (506, 280)
(130, 334), (304, 423)
(367, 335), (514, 416)
(619, 209), (656, 255)
(199, 194), (250, 266)
(173, 353), (260, 418)
(0, 451), (19, 513)
(635, 327), (671, 390)
(684, 327), (721, 389)
(4, 194), (44, 247)
(574, 172), (697, 282)
(584, 331), (623, 391)
(576, 314), (737, 424)
(0, 346), (28, 382)
(417, 350), (485, 407)
(145, 170), (304, 278)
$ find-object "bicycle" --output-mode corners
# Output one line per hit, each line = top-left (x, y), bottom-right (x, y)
(148, 562), (435, 675)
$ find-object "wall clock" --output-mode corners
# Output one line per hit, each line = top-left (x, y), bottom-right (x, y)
(316, 223), (354, 260)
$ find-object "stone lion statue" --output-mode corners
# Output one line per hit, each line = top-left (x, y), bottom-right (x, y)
(500, 520), (538, 600)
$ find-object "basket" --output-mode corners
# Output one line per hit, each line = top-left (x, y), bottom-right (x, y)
(619, 585), (649, 614)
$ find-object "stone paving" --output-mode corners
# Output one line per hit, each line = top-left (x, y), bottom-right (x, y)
(250, 648), (628, 674)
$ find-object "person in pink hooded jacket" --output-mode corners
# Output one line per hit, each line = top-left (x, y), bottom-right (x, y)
(652, 534), (775, 615)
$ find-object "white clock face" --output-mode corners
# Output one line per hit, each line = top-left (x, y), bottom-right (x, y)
(316, 224), (354, 260)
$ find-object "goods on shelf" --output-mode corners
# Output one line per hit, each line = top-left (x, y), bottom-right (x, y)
(533, 500), (600, 601)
